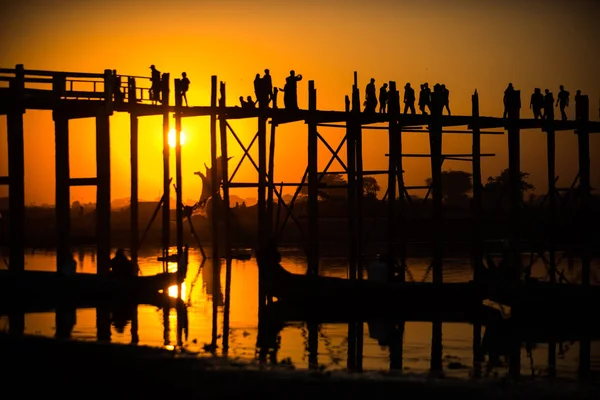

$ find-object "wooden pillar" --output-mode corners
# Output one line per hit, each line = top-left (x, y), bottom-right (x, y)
(355, 120), (364, 280)
(576, 94), (590, 286)
(394, 89), (406, 280)
(130, 112), (139, 265)
(95, 70), (113, 275)
(506, 89), (521, 377)
(507, 90), (522, 282)
(174, 79), (184, 278)
(7, 64), (25, 272)
(54, 111), (70, 272)
(471, 90), (484, 375)
(219, 82), (230, 258)
(219, 81), (232, 352)
(428, 91), (443, 284)
(545, 123), (556, 284)
(471, 91), (483, 281)
(575, 94), (590, 379)
(346, 94), (357, 282)
(307, 81), (318, 276)
(387, 81), (398, 273)
(267, 122), (276, 236)
(161, 73), (171, 266)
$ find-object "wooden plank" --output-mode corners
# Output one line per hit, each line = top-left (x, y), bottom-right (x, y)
(69, 177), (97, 186)
(24, 69), (104, 79)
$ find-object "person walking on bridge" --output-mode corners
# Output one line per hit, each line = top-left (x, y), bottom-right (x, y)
(149, 65), (161, 105)
(556, 85), (570, 121)
(180, 72), (190, 107)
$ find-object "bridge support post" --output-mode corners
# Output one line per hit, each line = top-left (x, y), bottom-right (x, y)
(174, 79), (184, 279)
(307, 81), (318, 276)
(7, 64), (25, 272)
(54, 111), (70, 272)
(95, 109), (111, 275)
(506, 88), (521, 377)
(161, 73), (171, 268)
(576, 94), (591, 379)
(130, 112), (139, 265)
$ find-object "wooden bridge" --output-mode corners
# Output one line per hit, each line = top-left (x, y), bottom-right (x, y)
(1, 64), (598, 292)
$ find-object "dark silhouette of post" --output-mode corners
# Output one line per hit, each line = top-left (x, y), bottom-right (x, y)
(545, 119), (556, 285)
(471, 90), (483, 282)
(470, 90), (484, 377)
(219, 82), (233, 353)
(208, 76), (220, 348)
(387, 81), (399, 272)
(130, 109), (139, 266)
(53, 77), (70, 273)
(161, 73), (171, 270)
(307, 81), (318, 276)
(95, 69), (113, 275)
(174, 79), (184, 280)
(429, 86), (443, 285)
(575, 93), (591, 380)
(505, 87), (521, 377)
(7, 64), (25, 271)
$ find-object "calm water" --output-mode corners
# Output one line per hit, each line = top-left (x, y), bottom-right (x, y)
(1, 246), (599, 381)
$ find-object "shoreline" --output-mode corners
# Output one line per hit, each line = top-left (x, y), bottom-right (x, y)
(1, 334), (598, 398)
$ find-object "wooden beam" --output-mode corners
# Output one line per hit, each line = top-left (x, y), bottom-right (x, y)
(69, 177), (97, 186)
(384, 153), (495, 157)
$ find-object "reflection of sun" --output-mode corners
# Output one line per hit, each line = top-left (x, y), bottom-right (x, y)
(168, 129), (186, 148)
(168, 282), (187, 299)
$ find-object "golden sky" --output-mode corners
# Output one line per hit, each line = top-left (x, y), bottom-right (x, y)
(1, 0), (599, 205)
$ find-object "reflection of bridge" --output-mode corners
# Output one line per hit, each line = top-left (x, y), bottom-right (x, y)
(1, 65), (599, 294)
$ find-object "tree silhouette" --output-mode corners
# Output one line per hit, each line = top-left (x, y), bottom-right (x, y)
(426, 170), (472, 204)
(300, 173), (347, 200)
(484, 169), (534, 199)
(362, 176), (381, 199)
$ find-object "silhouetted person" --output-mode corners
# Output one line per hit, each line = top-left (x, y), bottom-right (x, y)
(418, 84), (428, 115)
(112, 70), (124, 104)
(109, 248), (137, 278)
(441, 84), (451, 115)
(428, 83), (444, 116)
(379, 83), (388, 113)
(403, 82), (416, 114)
(180, 72), (190, 106)
(246, 96), (256, 108)
(239, 96), (247, 108)
(262, 69), (274, 108)
(254, 73), (262, 105)
(149, 65), (161, 104)
(422, 83), (432, 115)
(556, 85), (569, 121)
(543, 89), (555, 121)
(280, 70), (302, 110)
(59, 252), (77, 276)
(503, 83), (514, 118)
(530, 88), (544, 120)
(364, 78), (377, 113)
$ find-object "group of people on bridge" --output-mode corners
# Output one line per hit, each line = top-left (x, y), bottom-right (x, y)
(368, 80), (451, 116)
(240, 69), (303, 111)
(525, 85), (577, 121)
(148, 65), (190, 106)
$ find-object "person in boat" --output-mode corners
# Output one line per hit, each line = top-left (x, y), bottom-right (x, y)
(109, 249), (138, 278)
(59, 252), (77, 276)
(368, 254), (389, 282)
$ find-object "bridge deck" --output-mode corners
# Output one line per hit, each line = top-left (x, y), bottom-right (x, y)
(1, 83), (599, 132)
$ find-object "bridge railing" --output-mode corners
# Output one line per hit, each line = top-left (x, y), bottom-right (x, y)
(0, 66), (163, 105)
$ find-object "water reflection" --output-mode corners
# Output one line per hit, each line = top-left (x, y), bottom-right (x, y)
(0, 246), (598, 382)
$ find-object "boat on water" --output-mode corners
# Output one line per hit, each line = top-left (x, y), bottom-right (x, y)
(156, 248), (253, 262)
(0, 269), (181, 314)
(262, 258), (600, 324)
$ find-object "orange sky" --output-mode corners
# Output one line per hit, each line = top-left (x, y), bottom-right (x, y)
(1, 0), (599, 205)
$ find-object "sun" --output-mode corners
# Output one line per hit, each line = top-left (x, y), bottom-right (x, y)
(168, 129), (186, 148)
